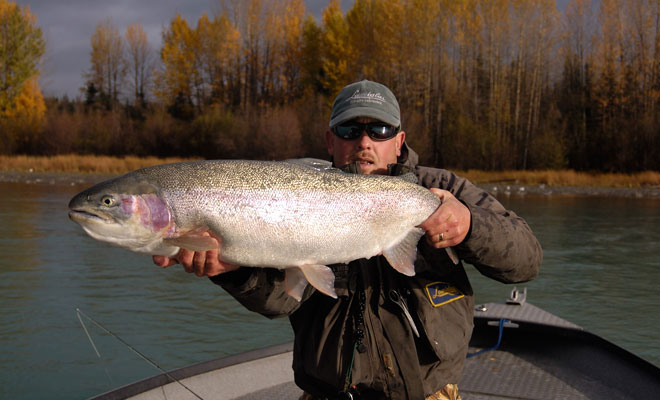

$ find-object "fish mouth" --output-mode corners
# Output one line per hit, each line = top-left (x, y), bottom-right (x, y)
(68, 209), (112, 224)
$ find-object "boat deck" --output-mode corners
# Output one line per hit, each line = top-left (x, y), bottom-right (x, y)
(93, 301), (660, 400)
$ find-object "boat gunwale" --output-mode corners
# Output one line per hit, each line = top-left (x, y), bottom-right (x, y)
(90, 342), (294, 400)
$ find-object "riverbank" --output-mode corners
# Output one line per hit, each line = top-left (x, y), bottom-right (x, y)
(0, 154), (195, 174)
(1, 154), (659, 198)
(2, 169), (659, 199)
(480, 183), (660, 199)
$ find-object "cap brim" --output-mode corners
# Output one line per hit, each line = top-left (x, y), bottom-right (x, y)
(330, 107), (400, 128)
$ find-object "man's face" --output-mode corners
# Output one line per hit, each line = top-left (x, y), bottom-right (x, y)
(325, 117), (406, 175)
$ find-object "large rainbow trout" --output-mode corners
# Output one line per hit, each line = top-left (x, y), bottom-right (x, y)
(68, 159), (457, 300)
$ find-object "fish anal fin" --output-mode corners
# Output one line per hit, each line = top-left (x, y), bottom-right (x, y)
(163, 228), (218, 252)
(285, 268), (309, 302)
(382, 228), (425, 277)
(293, 264), (337, 299)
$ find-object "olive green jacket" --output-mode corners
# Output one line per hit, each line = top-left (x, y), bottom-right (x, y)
(211, 148), (542, 399)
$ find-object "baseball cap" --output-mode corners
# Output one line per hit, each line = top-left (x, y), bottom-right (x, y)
(329, 80), (401, 128)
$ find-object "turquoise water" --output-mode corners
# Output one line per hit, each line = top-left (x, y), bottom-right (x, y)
(0, 181), (658, 399)
(467, 194), (660, 363)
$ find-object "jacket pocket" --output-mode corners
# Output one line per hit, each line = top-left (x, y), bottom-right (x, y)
(411, 282), (474, 361)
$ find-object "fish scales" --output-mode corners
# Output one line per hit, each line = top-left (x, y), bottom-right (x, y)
(153, 161), (437, 267)
(68, 159), (449, 300)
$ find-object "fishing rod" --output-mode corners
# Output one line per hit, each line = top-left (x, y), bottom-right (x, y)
(76, 308), (204, 400)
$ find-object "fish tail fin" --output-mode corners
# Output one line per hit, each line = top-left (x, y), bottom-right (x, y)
(382, 228), (425, 276)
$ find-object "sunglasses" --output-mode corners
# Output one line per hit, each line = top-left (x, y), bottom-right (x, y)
(333, 121), (400, 141)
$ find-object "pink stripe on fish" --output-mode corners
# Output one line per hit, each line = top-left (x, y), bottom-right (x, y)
(129, 194), (172, 233)
(142, 194), (171, 232)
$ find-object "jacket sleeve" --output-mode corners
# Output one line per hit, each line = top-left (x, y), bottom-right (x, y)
(209, 267), (310, 318)
(416, 167), (542, 283)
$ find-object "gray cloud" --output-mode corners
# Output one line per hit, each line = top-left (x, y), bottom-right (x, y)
(18, 0), (349, 98)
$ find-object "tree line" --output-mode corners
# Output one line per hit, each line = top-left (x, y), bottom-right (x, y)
(2, 0), (659, 172)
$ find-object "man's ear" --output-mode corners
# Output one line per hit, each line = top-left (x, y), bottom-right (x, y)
(396, 131), (406, 156)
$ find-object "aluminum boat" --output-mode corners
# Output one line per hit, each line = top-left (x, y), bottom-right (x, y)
(91, 289), (660, 400)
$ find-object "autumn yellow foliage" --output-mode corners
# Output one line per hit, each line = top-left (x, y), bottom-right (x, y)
(2, 0), (660, 174)
(2, 77), (45, 124)
(0, 0), (45, 124)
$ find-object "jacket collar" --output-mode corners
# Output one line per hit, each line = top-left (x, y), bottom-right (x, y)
(399, 142), (419, 169)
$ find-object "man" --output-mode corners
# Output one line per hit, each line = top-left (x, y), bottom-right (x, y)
(154, 80), (542, 399)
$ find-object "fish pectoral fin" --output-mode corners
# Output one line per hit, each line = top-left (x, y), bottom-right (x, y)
(286, 265), (337, 300)
(285, 268), (309, 302)
(382, 228), (425, 277)
(151, 244), (181, 257)
(163, 231), (218, 252)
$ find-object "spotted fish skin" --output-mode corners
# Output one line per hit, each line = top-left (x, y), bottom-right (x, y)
(68, 159), (451, 300)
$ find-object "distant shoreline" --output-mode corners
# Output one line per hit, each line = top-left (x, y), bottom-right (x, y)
(0, 170), (115, 186)
(2, 170), (659, 199)
(478, 182), (660, 199)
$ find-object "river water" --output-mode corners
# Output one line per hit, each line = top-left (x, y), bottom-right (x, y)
(0, 179), (658, 399)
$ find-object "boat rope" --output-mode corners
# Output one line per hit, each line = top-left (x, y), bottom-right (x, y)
(76, 308), (205, 400)
(466, 318), (510, 359)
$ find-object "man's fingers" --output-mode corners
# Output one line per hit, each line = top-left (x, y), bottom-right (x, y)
(152, 230), (235, 277)
(153, 245), (237, 277)
(205, 249), (219, 269)
(420, 207), (450, 238)
(420, 188), (470, 249)
(428, 187), (448, 201)
(425, 230), (450, 248)
(175, 249), (194, 273)
(192, 251), (207, 276)
(153, 255), (178, 268)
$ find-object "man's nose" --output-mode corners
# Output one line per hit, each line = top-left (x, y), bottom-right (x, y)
(356, 131), (373, 149)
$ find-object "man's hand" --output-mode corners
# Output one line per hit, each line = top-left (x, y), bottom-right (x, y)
(419, 188), (471, 249)
(152, 232), (239, 277)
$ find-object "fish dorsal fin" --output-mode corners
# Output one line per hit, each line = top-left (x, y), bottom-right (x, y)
(382, 228), (425, 276)
(284, 158), (338, 172)
(285, 265), (337, 301)
(163, 228), (218, 252)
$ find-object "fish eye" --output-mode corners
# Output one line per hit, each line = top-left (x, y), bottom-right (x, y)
(101, 195), (116, 207)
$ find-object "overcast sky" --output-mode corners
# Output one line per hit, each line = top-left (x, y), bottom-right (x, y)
(17, 0), (351, 99)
